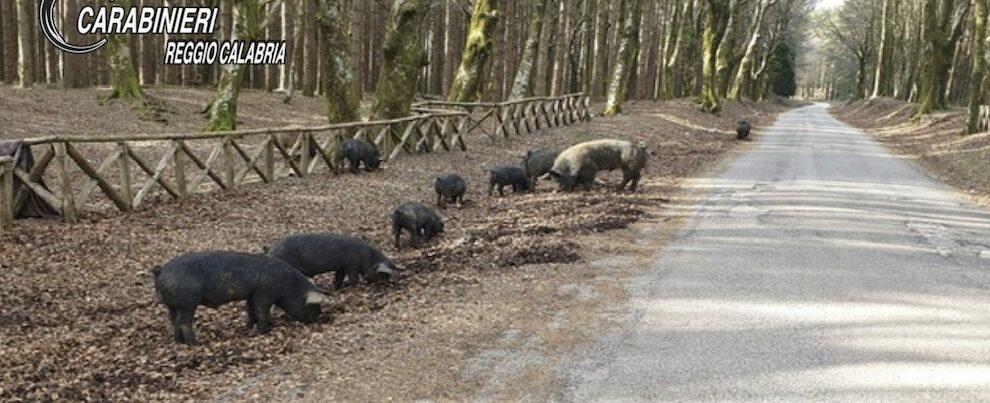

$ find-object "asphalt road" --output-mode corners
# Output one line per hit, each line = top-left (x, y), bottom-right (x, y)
(562, 103), (990, 401)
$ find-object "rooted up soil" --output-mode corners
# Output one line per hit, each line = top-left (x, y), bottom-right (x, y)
(832, 98), (990, 205)
(0, 91), (791, 401)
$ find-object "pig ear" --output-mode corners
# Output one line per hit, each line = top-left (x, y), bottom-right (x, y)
(305, 290), (331, 305)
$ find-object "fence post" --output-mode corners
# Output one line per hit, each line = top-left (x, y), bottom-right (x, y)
(264, 136), (275, 182)
(223, 135), (236, 187)
(118, 142), (133, 210)
(173, 140), (188, 198)
(299, 133), (311, 176)
(53, 142), (78, 223)
(0, 156), (14, 230)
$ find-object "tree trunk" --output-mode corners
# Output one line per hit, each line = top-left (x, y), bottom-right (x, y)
(918, 0), (969, 114)
(105, 0), (143, 100)
(871, 0), (894, 98)
(968, 0), (988, 133)
(448, 0), (499, 102)
(370, 0), (430, 120)
(315, 0), (361, 123)
(279, 0), (292, 92)
(603, 0), (641, 116)
(302, 0), (318, 96)
(14, 0), (32, 87)
(509, 0), (549, 100)
(591, 0), (611, 98)
(714, 0), (740, 97)
(700, 0), (731, 112)
(729, 0), (769, 100)
(205, 1), (262, 131)
(659, 0), (683, 100)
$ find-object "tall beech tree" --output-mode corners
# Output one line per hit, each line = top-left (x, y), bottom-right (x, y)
(370, 0), (430, 120)
(205, 0), (267, 131)
(916, 0), (971, 114)
(700, 0), (732, 112)
(315, 0), (360, 123)
(603, 0), (642, 116)
(448, 0), (499, 102)
(14, 0), (32, 88)
(731, 0), (775, 100)
(509, 0), (549, 100)
(967, 0), (988, 134)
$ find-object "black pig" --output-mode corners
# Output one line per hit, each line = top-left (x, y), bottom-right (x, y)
(152, 251), (331, 345)
(341, 139), (382, 173)
(434, 174), (467, 208)
(736, 120), (751, 140)
(266, 233), (398, 290)
(522, 148), (560, 188)
(488, 165), (530, 196)
(393, 202), (444, 249)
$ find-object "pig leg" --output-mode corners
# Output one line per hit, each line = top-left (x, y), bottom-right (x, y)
(245, 298), (257, 329)
(498, 185), (505, 196)
(251, 298), (274, 334)
(488, 180), (495, 196)
(619, 173), (632, 191)
(437, 193), (444, 208)
(346, 268), (361, 286)
(629, 172), (641, 191)
(167, 306), (183, 343)
(348, 157), (359, 174)
(175, 308), (198, 345)
(334, 270), (346, 290)
(410, 227), (420, 248)
(393, 226), (403, 250)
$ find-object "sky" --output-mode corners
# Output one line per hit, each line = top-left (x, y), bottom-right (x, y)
(816, 0), (846, 9)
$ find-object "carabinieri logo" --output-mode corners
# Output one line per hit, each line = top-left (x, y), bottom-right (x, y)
(39, 0), (285, 65)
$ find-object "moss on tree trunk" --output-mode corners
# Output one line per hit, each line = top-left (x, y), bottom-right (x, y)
(714, 0), (740, 97)
(967, 0), (988, 134)
(103, 0), (170, 121)
(603, 0), (642, 116)
(205, 1), (262, 131)
(448, 0), (499, 102)
(509, 0), (549, 100)
(370, 0), (431, 120)
(700, 0), (731, 113)
(315, 0), (361, 123)
(917, 0), (970, 115)
(729, 0), (769, 100)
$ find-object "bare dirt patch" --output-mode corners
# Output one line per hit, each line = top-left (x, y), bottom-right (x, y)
(832, 98), (990, 206)
(0, 92), (791, 401)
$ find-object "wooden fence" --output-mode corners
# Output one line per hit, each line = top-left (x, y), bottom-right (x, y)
(413, 93), (593, 140)
(0, 93), (591, 229)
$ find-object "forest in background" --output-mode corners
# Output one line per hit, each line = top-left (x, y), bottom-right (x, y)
(805, 0), (990, 134)
(0, 0), (812, 131)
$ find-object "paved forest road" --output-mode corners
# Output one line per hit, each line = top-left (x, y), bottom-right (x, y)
(561, 103), (990, 401)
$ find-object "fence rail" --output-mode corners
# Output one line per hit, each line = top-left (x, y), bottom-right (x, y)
(0, 93), (591, 229)
(413, 93), (593, 139)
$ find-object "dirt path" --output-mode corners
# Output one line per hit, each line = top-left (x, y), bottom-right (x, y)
(0, 95), (792, 401)
(548, 103), (990, 401)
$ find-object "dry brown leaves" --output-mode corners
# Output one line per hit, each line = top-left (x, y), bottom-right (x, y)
(0, 94), (789, 401)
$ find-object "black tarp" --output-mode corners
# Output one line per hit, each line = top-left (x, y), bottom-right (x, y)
(0, 140), (60, 219)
